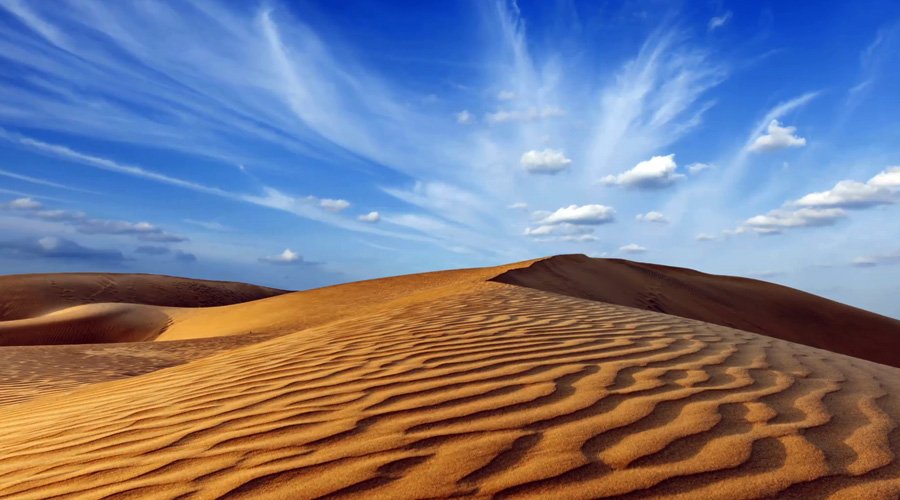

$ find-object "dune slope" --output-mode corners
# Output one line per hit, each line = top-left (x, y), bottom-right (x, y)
(492, 254), (900, 367)
(0, 281), (897, 499)
(0, 272), (287, 321)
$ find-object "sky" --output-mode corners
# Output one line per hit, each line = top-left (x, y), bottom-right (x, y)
(0, 0), (898, 318)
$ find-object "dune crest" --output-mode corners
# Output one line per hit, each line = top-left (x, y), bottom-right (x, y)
(492, 254), (900, 367)
(0, 272), (287, 321)
(0, 276), (897, 498)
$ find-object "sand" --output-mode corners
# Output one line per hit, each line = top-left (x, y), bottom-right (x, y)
(494, 254), (900, 367)
(0, 257), (898, 498)
(0, 272), (287, 321)
(0, 273), (287, 346)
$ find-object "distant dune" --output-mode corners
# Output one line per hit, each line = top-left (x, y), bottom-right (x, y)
(0, 258), (898, 498)
(0, 272), (287, 321)
(493, 254), (900, 367)
(0, 273), (288, 346)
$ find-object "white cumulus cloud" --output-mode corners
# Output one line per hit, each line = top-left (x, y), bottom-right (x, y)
(748, 120), (807, 152)
(521, 148), (572, 174)
(635, 211), (668, 224)
(602, 154), (684, 189)
(619, 243), (647, 254)
(358, 211), (380, 223)
(537, 204), (616, 225)
(259, 248), (303, 265)
(319, 198), (350, 212)
(794, 167), (899, 208)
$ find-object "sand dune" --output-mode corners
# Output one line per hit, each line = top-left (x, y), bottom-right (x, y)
(493, 254), (900, 368)
(0, 273), (288, 346)
(0, 272), (287, 321)
(0, 267), (898, 498)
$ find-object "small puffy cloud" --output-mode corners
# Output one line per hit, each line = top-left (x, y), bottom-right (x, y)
(174, 250), (197, 263)
(687, 162), (712, 175)
(7, 197), (42, 210)
(497, 90), (516, 101)
(739, 207), (846, 234)
(134, 245), (170, 255)
(0, 236), (124, 262)
(695, 233), (716, 241)
(537, 204), (616, 225)
(521, 149), (572, 174)
(619, 243), (647, 254)
(358, 211), (380, 223)
(852, 249), (900, 268)
(259, 248), (303, 265)
(507, 202), (528, 210)
(708, 11), (732, 31)
(319, 198), (350, 212)
(455, 110), (474, 124)
(602, 154), (685, 189)
(748, 120), (807, 152)
(635, 211), (668, 224)
(486, 106), (564, 124)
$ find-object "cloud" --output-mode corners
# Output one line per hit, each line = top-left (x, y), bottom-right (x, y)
(0, 236), (124, 262)
(6, 197), (42, 210)
(134, 245), (170, 255)
(183, 219), (229, 231)
(636, 211), (668, 224)
(869, 166), (900, 188)
(319, 198), (350, 212)
(794, 166), (899, 208)
(695, 233), (716, 241)
(738, 207), (846, 234)
(0, 168), (95, 194)
(520, 149), (572, 174)
(2, 197), (187, 242)
(619, 243), (647, 254)
(174, 250), (197, 263)
(602, 154), (684, 189)
(852, 249), (900, 267)
(537, 204), (616, 225)
(259, 248), (303, 265)
(497, 89), (516, 100)
(455, 110), (474, 124)
(358, 211), (380, 223)
(507, 202), (528, 210)
(485, 106), (564, 124)
(687, 162), (712, 175)
(708, 12), (732, 31)
(733, 166), (899, 235)
(747, 120), (807, 152)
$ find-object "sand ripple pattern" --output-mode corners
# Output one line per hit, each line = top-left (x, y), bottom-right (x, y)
(0, 283), (897, 499)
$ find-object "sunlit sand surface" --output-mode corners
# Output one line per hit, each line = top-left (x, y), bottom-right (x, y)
(0, 256), (897, 498)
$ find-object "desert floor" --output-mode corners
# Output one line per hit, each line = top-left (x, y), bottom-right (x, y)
(0, 257), (897, 499)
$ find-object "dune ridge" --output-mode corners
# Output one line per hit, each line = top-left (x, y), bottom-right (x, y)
(0, 279), (897, 498)
(492, 254), (900, 367)
(0, 272), (287, 321)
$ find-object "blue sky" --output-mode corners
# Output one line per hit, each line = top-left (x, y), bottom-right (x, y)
(0, 0), (899, 317)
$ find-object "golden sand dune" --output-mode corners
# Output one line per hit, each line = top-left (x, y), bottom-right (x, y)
(0, 272), (287, 321)
(0, 263), (898, 499)
(0, 273), (287, 346)
(494, 254), (900, 367)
